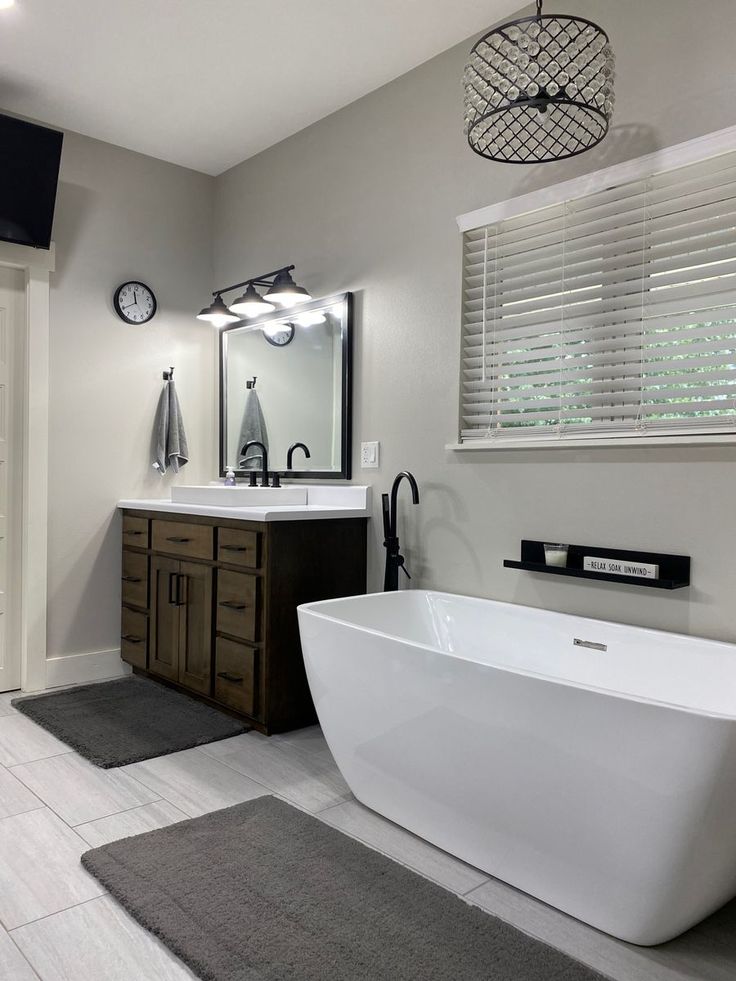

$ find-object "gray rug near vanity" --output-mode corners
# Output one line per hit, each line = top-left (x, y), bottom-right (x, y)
(82, 794), (609, 981)
(12, 675), (248, 767)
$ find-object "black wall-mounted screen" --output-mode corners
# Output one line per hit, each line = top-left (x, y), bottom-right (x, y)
(0, 114), (63, 250)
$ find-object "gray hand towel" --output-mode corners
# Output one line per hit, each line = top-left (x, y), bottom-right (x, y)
(238, 389), (269, 469)
(151, 380), (189, 475)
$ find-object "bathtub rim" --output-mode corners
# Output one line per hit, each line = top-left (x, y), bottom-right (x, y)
(298, 589), (736, 722)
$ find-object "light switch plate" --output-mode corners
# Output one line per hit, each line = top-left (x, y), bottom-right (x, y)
(361, 441), (380, 469)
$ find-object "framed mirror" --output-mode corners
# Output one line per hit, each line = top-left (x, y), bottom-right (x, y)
(220, 292), (352, 479)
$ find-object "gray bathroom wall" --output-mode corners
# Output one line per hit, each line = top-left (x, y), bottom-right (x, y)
(47, 131), (216, 663)
(213, 0), (736, 642)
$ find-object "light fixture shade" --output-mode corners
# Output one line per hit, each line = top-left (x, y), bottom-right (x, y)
(229, 283), (276, 318)
(463, 4), (615, 164)
(196, 294), (240, 328)
(265, 270), (312, 308)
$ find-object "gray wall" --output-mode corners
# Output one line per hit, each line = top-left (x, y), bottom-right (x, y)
(48, 131), (216, 660)
(214, 0), (736, 642)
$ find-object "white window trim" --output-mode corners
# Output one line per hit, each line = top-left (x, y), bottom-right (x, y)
(451, 123), (736, 452)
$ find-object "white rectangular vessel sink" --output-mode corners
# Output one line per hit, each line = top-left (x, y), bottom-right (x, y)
(171, 485), (308, 507)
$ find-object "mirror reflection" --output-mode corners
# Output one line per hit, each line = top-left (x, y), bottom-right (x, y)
(220, 293), (351, 477)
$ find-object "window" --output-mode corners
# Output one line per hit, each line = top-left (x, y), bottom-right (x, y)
(458, 138), (736, 445)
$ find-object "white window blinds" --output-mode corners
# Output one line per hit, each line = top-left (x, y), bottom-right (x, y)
(460, 149), (736, 443)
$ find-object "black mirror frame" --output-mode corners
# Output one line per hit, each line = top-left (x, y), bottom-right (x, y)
(219, 291), (353, 481)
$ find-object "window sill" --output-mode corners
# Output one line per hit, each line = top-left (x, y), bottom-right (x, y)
(446, 433), (736, 451)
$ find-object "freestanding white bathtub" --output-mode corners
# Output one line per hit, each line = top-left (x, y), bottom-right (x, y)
(297, 589), (736, 946)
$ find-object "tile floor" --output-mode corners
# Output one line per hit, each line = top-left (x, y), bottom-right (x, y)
(0, 686), (735, 980)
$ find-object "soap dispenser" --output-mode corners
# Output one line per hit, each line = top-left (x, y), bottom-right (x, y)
(224, 467), (236, 486)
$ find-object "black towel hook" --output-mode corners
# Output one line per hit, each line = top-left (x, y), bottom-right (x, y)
(246, 376), (257, 389)
(162, 366), (174, 380)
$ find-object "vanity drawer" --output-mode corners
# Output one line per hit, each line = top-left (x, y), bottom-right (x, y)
(122, 514), (149, 548)
(215, 637), (257, 717)
(217, 527), (260, 569)
(216, 569), (258, 642)
(121, 550), (149, 609)
(152, 520), (213, 561)
(121, 607), (148, 670)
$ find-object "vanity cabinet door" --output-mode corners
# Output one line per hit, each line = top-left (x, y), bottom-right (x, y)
(177, 561), (213, 696)
(149, 556), (180, 683)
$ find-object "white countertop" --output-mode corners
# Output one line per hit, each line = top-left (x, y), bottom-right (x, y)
(118, 485), (371, 522)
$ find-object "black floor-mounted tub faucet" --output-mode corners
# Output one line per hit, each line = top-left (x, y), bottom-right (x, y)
(382, 471), (420, 591)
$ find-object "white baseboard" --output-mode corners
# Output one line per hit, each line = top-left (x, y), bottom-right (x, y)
(45, 648), (131, 689)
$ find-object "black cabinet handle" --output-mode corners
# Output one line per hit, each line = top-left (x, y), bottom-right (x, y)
(122, 634), (144, 644)
(167, 536), (191, 544)
(168, 572), (177, 606)
(177, 574), (188, 607)
(219, 600), (246, 611)
(220, 545), (247, 552)
(122, 576), (142, 583)
(217, 671), (243, 685)
(124, 530), (144, 537)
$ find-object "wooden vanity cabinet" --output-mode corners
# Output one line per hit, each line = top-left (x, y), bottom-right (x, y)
(149, 556), (212, 696)
(120, 509), (367, 734)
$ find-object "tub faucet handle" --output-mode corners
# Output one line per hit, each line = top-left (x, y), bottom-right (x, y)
(397, 553), (412, 580)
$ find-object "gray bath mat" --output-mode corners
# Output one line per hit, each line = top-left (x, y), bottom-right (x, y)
(82, 795), (608, 981)
(12, 676), (248, 768)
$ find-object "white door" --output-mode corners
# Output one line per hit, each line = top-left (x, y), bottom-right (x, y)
(0, 266), (23, 692)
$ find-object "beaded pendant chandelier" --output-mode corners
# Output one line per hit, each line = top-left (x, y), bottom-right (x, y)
(463, 0), (615, 164)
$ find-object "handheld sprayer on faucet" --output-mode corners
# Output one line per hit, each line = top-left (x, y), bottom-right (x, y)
(382, 471), (420, 591)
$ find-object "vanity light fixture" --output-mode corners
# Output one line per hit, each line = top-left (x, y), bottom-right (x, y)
(229, 282), (275, 318)
(0, 0), (16, 9)
(196, 294), (240, 328)
(264, 269), (312, 308)
(197, 264), (312, 328)
(463, 0), (615, 163)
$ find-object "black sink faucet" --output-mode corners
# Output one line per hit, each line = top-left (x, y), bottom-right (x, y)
(287, 442), (311, 470)
(383, 471), (420, 591)
(241, 440), (269, 487)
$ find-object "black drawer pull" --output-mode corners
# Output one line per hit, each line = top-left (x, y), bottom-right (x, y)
(220, 544), (247, 552)
(124, 530), (144, 536)
(122, 575), (142, 583)
(219, 600), (246, 611)
(217, 671), (243, 685)
(167, 536), (191, 543)
(122, 634), (144, 644)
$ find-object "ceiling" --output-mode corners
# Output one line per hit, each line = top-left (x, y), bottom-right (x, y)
(0, 0), (522, 175)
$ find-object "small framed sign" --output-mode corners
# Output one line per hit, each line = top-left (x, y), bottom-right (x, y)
(583, 557), (659, 580)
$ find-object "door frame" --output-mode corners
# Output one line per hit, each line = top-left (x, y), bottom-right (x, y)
(0, 240), (53, 692)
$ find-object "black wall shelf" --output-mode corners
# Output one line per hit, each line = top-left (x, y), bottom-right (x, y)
(504, 540), (690, 590)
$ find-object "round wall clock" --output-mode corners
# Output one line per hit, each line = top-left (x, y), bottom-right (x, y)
(113, 281), (157, 324)
(263, 322), (295, 347)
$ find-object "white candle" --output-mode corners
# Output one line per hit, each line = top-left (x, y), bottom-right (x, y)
(544, 544), (569, 568)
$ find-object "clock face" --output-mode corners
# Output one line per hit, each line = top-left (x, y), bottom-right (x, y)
(263, 322), (295, 347)
(113, 281), (157, 324)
